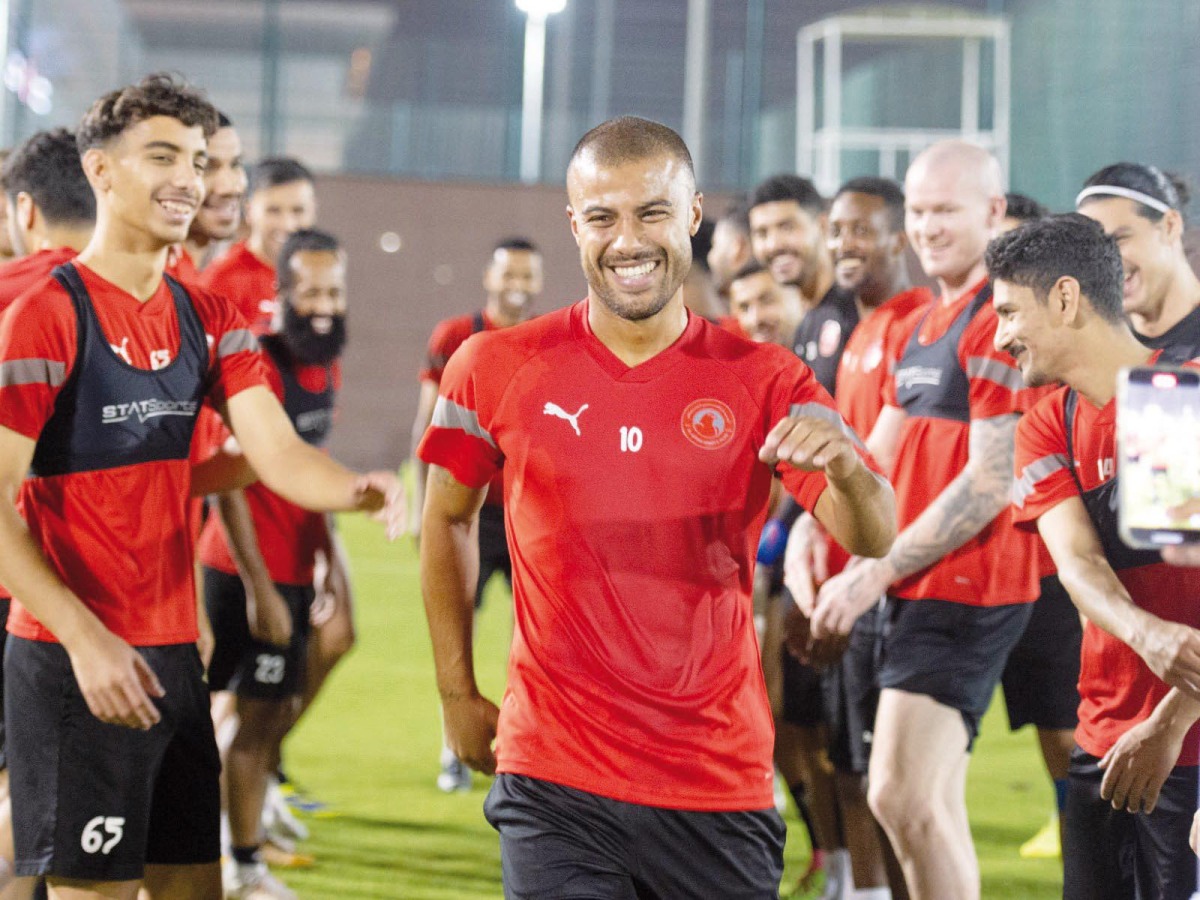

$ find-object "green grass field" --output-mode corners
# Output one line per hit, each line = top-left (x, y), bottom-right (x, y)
(276, 515), (1063, 898)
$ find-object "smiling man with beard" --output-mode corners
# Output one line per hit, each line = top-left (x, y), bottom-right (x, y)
(196, 228), (349, 898)
(417, 115), (895, 899)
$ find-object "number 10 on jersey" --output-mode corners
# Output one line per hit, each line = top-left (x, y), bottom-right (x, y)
(620, 426), (643, 453)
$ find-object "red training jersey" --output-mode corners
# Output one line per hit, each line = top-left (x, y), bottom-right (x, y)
(199, 241), (277, 335)
(0, 263), (267, 645)
(418, 300), (880, 811)
(886, 279), (1048, 606)
(1012, 362), (1200, 764)
(0, 247), (78, 316)
(420, 309), (503, 505)
(197, 357), (339, 585)
(165, 245), (201, 287)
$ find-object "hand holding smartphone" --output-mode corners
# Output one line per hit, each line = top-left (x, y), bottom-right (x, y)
(1117, 365), (1200, 550)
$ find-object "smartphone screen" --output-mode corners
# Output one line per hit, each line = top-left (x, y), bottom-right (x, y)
(1117, 366), (1200, 549)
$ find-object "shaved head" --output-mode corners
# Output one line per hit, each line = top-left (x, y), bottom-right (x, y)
(568, 116), (695, 191)
(906, 140), (1004, 203)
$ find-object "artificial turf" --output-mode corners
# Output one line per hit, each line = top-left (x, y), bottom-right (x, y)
(277, 514), (1062, 898)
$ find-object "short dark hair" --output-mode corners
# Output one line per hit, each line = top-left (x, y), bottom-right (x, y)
(1080, 162), (1190, 224)
(493, 236), (539, 255)
(249, 156), (314, 195)
(729, 259), (769, 285)
(77, 73), (218, 153)
(1005, 192), (1047, 223)
(2, 128), (95, 225)
(750, 174), (824, 217)
(277, 228), (342, 293)
(985, 213), (1124, 324)
(833, 176), (905, 231)
(716, 195), (751, 235)
(217, 111), (233, 129)
(569, 116), (695, 183)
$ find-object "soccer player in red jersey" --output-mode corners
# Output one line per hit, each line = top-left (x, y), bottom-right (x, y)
(1077, 163), (1200, 364)
(198, 229), (348, 898)
(200, 157), (316, 335)
(809, 141), (1046, 900)
(786, 176), (927, 900)
(0, 128), (95, 314)
(418, 116), (895, 898)
(749, 174), (833, 315)
(0, 74), (401, 900)
(991, 213), (1200, 900)
(180, 112), (246, 275)
(408, 237), (542, 792)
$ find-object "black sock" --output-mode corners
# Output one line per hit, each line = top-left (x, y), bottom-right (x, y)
(788, 782), (822, 851)
(232, 844), (262, 865)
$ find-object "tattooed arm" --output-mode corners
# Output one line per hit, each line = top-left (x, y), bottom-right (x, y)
(810, 413), (1018, 637)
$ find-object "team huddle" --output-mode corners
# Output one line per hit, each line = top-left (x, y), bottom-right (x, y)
(0, 70), (1195, 900)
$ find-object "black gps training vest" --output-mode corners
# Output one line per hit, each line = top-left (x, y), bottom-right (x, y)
(30, 263), (208, 477)
(260, 335), (337, 448)
(1062, 390), (1160, 572)
(893, 284), (992, 423)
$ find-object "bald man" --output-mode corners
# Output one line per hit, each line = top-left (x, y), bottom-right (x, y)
(809, 141), (1048, 899)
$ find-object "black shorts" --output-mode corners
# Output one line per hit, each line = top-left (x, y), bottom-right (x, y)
(484, 773), (785, 899)
(0, 596), (10, 770)
(204, 567), (313, 699)
(476, 503), (512, 609)
(1001, 575), (1082, 731)
(777, 588), (828, 729)
(5, 637), (220, 881)
(825, 598), (890, 774)
(1063, 747), (1197, 900)
(878, 596), (1033, 746)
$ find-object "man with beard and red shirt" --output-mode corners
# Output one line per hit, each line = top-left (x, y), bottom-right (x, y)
(809, 141), (1046, 900)
(993, 213), (1200, 900)
(0, 74), (401, 899)
(419, 116), (895, 899)
(198, 229), (349, 898)
(200, 157), (316, 335)
(409, 237), (543, 793)
(785, 176), (928, 900)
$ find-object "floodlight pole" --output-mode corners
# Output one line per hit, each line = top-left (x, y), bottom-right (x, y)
(517, 0), (567, 184)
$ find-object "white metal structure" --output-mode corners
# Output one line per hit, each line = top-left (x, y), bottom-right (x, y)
(796, 11), (1010, 195)
(517, 0), (568, 183)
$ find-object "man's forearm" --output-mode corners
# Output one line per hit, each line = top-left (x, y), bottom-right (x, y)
(216, 490), (271, 593)
(254, 437), (364, 512)
(1057, 550), (1166, 656)
(821, 464), (895, 558)
(877, 415), (1015, 582)
(0, 504), (104, 648)
(420, 512), (481, 700)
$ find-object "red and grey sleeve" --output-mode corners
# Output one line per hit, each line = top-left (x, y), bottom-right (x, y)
(416, 337), (503, 489)
(0, 291), (77, 440)
(1011, 398), (1077, 529)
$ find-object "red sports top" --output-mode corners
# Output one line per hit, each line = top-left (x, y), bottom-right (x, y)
(199, 241), (277, 335)
(0, 247), (78, 316)
(418, 300), (880, 811)
(1013, 363), (1200, 764)
(165, 245), (201, 287)
(420, 309), (503, 505)
(822, 287), (930, 577)
(886, 279), (1047, 605)
(419, 309), (497, 385)
(197, 357), (339, 586)
(0, 263), (266, 645)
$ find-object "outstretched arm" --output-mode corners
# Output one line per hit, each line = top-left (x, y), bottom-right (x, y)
(408, 380), (440, 540)
(812, 413), (1017, 637)
(420, 464), (497, 774)
(222, 386), (403, 535)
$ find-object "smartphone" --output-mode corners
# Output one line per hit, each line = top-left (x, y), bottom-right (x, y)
(1117, 365), (1200, 549)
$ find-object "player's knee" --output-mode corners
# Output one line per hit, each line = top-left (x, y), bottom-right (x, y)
(867, 771), (930, 833)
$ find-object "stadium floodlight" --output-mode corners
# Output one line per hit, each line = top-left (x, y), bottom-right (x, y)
(515, 0), (568, 183)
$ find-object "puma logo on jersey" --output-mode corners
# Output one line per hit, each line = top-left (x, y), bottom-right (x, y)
(109, 337), (133, 364)
(543, 402), (588, 436)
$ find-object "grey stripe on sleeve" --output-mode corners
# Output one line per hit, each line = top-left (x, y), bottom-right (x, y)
(0, 358), (66, 388)
(217, 329), (259, 358)
(432, 396), (497, 449)
(1012, 453), (1070, 508)
(788, 402), (869, 454)
(966, 356), (1025, 392)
